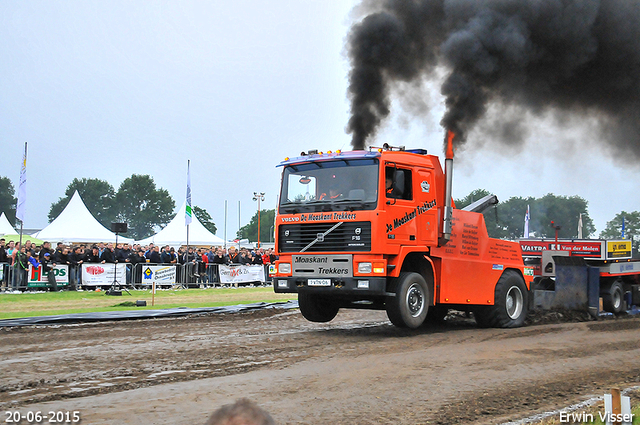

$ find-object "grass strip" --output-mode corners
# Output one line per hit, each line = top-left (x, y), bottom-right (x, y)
(0, 287), (295, 319)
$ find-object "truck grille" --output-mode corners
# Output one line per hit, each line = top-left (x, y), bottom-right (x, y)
(278, 221), (371, 252)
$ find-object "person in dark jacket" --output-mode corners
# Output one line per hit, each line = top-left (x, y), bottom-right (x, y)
(0, 238), (7, 264)
(225, 247), (241, 264)
(100, 243), (116, 263)
(38, 241), (52, 262)
(160, 246), (173, 264)
(68, 246), (84, 290)
(84, 245), (101, 263)
(148, 245), (162, 263)
(41, 252), (58, 291)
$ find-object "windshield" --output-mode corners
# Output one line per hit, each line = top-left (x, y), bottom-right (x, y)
(279, 159), (378, 213)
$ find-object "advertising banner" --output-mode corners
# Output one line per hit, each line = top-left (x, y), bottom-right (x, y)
(607, 240), (632, 259)
(82, 263), (127, 286)
(219, 265), (265, 284)
(28, 265), (69, 283)
(519, 240), (605, 260)
(139, 265), (177, 285)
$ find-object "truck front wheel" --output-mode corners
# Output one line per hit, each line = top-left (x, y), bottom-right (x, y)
(474, 270), (528, 328)
(298, 292), (339, 323)
(386, 272), (429, 329)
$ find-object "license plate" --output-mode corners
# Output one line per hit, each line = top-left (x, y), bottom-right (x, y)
(308, 279), (331, 287)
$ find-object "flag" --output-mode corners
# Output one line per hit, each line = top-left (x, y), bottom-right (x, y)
(16, 142), (27, 223)
(523, 205), (530, 238)
(622, 215), (625, 239)
(577, 213), (583, 239)
(185, 161), (192, 226)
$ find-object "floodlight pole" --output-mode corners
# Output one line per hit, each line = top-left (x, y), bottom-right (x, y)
(253, 192), (265, 248)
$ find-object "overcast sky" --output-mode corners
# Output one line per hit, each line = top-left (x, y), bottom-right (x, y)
(1, 0), (638, 240)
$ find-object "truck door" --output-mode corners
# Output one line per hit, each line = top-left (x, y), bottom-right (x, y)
(383, 164), (416, 248)
(414, 168), (438, 245)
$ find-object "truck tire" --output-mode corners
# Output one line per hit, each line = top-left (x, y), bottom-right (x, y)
(602, 280), (624, 314)
(386, 272), (429, 329)
(474, 270), (528, 328)
(298, 292), (339, 323)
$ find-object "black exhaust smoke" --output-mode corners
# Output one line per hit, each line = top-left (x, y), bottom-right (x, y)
(346, 0), (640, 157)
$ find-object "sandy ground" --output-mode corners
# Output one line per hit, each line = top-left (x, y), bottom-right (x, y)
(1, 308), (640, 425)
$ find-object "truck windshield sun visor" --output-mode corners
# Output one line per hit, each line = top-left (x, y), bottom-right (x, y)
(279, 159), (379, 213)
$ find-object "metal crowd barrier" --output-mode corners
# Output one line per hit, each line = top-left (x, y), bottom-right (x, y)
(0, 261), (275, 292)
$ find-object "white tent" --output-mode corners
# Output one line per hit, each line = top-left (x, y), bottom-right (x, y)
(137, 201), (225, 247)
(0, 212), (17, 235)
(32, 191), (134, 244)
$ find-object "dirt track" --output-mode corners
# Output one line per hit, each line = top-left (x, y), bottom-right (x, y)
(2, 308), (640, 425)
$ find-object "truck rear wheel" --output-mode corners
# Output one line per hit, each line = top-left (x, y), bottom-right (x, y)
(298, 292), (339, 323)
(602, 280), (624, 314)
(386, 272), (429, 329)
(474, 270), (528, 328)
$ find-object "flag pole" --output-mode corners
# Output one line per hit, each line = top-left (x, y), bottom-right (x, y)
(185, 160), (192, 284)
(16, 142), (27, 246)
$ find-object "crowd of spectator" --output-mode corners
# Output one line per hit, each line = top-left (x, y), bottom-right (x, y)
(0, 237), (278, 291)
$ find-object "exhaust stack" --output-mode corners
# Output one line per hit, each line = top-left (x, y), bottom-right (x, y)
(440, 130), (455, 245)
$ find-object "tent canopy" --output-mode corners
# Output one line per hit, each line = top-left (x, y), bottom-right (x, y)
(0, 212), (17, 235)
(1, 234), (45, 245)
(137, 201), (225, 247)
(32, 191), (134, 244)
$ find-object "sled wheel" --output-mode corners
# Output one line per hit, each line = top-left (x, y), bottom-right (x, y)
(602, 280), (625, 314)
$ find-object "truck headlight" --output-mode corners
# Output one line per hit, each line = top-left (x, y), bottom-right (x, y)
(278, 263), (291, 274)
(358, 262), (372, 274)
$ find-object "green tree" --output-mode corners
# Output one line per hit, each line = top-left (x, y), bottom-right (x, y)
(529, 194), (595, 239)
(49, 178), (116, 227)
(454, 190), (595, 240)
(237, 209), (275, 243)
(114, 174), (175, 240)
(454, 189), (503, 238)
(193, 205), (217, 234)
(0, 177), (17, 226)
(600, 211), (640, 257)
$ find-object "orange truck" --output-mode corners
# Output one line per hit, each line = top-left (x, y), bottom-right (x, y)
(273, 132), (534, 328)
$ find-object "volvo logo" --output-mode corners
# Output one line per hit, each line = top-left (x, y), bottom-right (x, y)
(316, 233), (325, 242)
(285, 230), (290, 237)
(355, 227), (361, 235)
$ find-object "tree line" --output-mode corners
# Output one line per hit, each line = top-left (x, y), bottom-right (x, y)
(0, 175), (636, 246)
(0, 175), (217, 240)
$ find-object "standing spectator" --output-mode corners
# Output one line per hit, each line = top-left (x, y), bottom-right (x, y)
(6, 240), (15, 257)
(100, 243), (116, 263)
(149, 245), (162, 263)
(160, 245), (173, 264)
(144, 243), (155, 260)
(169, 247), (177, 263)
(199, 248), (209, 282)
(12, 244), (28, 290)
(54, 242), (64, 259)
(225, 246), (241, 264)
(211, 248), (225, 264)
(68, 246), (84, 290)
(84, 245), (101, 263)
(38, 241), (52, 262)
(118, 243), (132, 263)
(252, 248), (264, 265)
(24, 240), (35, 256)
(0, 238), (7, 264)
(41, 252), (57, 291)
